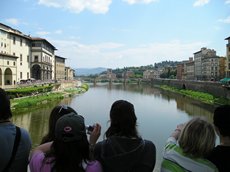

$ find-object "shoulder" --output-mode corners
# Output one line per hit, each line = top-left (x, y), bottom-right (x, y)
(18, 127), (32, 145)
(143, 139), (156, 151)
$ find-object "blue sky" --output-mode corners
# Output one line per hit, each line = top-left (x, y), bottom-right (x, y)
(1, 0), (230, 69)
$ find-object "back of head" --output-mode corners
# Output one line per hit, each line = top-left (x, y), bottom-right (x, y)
(105, 100), (138, 138)
(55, 112), (87, 142)
(214, 105), (230, 137)
(179, 117), (216, 158)
(41, 105), (77, 144)
(0, 88), (12, 120)
(50, 112), (89, 171)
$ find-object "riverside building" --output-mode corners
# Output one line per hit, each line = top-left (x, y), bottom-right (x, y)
(0, 23), (73, 89)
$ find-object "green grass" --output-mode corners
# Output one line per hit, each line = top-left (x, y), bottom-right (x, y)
(160, 85), (230, 105)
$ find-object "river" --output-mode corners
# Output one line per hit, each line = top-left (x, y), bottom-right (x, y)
(12, 83), (215, 172)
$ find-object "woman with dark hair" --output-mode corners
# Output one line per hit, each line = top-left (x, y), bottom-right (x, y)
(93, 100), (156, 172)
(30, 112), (102, 172)
(40, 105), (77, 144)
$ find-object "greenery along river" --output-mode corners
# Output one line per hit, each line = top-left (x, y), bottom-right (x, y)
(12, 83), (216, 172)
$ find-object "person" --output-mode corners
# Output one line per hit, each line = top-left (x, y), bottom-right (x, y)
(29, 112), (102, 172)
(161, 117), (218, 172)
(0, 88), (31, 172)
(93, 100), (156, 172)
(40, 105), (78, 144)
(207, 105), (230, 172)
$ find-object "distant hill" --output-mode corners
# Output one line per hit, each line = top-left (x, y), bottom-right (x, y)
(75, 67), (107, 76)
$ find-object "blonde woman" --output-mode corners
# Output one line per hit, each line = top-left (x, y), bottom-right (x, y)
(161, 117), (218, 172)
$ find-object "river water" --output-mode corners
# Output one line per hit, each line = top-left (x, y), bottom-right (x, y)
(12, 83), (215, 172)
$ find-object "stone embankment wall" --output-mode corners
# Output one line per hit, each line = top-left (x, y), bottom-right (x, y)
(56, 81), (78, 91)
(151, 79), (230, 100)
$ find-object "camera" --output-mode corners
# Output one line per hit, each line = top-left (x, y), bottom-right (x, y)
(86, 125), (94, 134)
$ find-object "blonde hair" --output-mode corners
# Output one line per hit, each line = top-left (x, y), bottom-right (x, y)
(178, 117), (216, 158)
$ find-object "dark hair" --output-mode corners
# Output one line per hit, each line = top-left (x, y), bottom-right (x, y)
(45, 135), (90, 172)
(214, 105), (230, 137)
(105, 100), (139, 138)
(0, 88), (12, 120)
(40, 105), (77, 144)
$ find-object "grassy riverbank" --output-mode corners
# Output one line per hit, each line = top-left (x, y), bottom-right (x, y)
(11, 83), (89, 113)
(160, 85), (230, 105)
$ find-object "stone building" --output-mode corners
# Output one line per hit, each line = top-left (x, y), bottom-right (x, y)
(55, 55), (66, 81)
(193, 47), (216, 80)
(225, 37), (230, 77)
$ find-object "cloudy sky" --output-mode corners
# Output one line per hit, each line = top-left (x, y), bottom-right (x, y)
(1, 0), (230, 69)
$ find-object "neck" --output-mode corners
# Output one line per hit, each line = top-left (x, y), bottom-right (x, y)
(220, 136), (230, 146)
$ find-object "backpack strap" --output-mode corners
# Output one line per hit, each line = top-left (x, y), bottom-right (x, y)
(3, 126), (21, 172)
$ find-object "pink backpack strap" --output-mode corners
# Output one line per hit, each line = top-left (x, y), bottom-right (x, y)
(85, 160), (103, 172)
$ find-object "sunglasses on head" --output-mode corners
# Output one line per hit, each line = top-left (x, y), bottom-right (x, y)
(58, 105), (69, 114)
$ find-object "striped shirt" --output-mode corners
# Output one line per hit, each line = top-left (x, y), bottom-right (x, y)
(161, 137), (218, 172)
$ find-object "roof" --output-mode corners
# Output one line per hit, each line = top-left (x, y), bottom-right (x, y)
(55, 55), (66, 59)
(225, 36), (230, 40)
(31, 37), (57, 50)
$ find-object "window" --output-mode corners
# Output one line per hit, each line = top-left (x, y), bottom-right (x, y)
(27, 55), (29, 62)
(13, 37), (16, 44)
(27, 72), (29, 79)
(20, 72), (22, 79)
(20, 54), (22, 61)
(7, 61), (9, 65)
(13, 52), (15, 56)
(34, 56), (38, 62)
(20, 38), (22, 46)
(13, 62), (15, 66)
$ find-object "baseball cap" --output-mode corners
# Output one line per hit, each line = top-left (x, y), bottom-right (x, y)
(55, 112), (86, 142)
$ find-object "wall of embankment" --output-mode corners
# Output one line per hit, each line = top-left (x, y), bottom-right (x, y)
(151, 79), (230, 100)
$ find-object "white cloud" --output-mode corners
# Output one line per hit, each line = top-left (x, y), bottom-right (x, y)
(225, 0), (230, 4)
(218, 16), (230, 24)
(123, 0), (158, 5)
(5, 18), (20, 26)
(38, 0), (112, 14)
(36, 31), (50, 36)
(193, 0), (209, 7)
(52, 39), (206, 68)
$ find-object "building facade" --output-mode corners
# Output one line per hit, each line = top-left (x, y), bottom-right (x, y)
(55, 55), (66, 81)
(0, 23), (74, 88)
(225, 37), (230, 77)
(194, 47), (216, 80)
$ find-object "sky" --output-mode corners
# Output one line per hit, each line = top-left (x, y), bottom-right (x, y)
(0, 0), (230, 69)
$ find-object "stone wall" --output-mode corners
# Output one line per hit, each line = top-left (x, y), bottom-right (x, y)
(151, 79), (230, 100)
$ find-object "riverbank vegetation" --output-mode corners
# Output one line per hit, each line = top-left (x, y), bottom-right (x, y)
(160, 85), (230, 105)
(10, 83), (89, 113)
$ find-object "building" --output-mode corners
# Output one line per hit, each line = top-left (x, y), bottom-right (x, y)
(106, 68), (116, 80)
(143, 70), (161, 79)
(65, 67), (74, 80)
(0, 23), (31, 87)
(185, 59), (195, 80)
(219, 57), (226, 79)
(225, 37), (230, 77)
(0, 23), (76, 88)
(122, 70), (134, 78)
(193, 47), (216, 80)
(202, 56), (219, 81)
(55, 55), (66, 81)
(30, 37), (56, 81)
